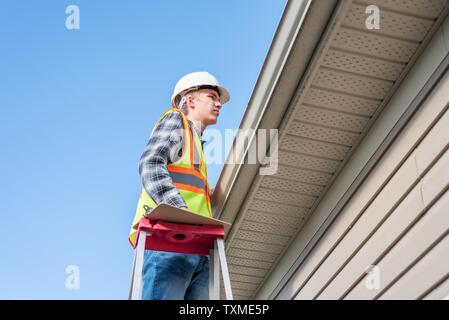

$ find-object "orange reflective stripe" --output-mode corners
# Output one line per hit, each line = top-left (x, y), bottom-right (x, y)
(194, 132), (202, 173)
(199, 144), (203, 172)
(189, 127), (194, 166)
(167, 165), (191, 173)
(183, 127), (190, 162)
(175, 109), (201, 172)
(168, 165), (205, 180)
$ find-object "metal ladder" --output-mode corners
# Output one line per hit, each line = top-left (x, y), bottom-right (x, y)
(129, 219), (233, 300)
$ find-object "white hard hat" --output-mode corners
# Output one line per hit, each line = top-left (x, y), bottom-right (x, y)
(171, 71), (230, 108)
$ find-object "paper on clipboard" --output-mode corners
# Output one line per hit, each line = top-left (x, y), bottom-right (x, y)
(142, 204), (232, 237)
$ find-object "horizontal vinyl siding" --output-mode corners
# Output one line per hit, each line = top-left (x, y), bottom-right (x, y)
(285, 69), (449, 300)
(342, 152), (449, 299)
(423, 274), (449, 300)
(375, 194), (449, 300)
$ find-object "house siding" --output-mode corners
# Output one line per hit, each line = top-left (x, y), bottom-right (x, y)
(285, 64), (449, 300)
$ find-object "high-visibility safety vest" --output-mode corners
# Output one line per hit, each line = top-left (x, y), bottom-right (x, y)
(128, 108), (212, 248)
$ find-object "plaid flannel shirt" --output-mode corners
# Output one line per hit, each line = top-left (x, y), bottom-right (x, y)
(138, 111), (205, 208)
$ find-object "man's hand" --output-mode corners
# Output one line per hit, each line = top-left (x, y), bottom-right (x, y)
(209, 187), (214, 197)
(143, 206), (152, 218)
(143, 210), (152, 218)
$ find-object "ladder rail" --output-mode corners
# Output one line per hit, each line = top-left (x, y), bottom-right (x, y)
(209, 241), (220, 300)
(130, 230), (146, 300)
(128, 248), (137, 299)
(217, 238), (233, 300)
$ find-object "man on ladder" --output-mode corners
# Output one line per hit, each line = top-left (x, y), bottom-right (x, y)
(128, 72), (230, 300)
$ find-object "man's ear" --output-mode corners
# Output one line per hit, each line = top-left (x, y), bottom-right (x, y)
(186, 95), (195, 109)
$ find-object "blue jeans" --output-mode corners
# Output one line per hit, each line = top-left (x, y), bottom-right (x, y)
(141, 250), (209, 300)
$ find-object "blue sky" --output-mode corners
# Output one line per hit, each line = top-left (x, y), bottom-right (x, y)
(0, 1), (286, 299)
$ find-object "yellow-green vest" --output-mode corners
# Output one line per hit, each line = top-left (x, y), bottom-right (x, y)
(129, 108), (212, 247)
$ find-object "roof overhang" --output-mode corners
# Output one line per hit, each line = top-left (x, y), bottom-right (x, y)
(212, 0), (449, 299)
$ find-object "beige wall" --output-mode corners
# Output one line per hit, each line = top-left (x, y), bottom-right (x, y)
(283, 68), (449, 300)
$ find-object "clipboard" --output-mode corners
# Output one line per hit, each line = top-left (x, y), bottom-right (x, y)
(130, 204), (235, 299)
(139, 203), (232, 237)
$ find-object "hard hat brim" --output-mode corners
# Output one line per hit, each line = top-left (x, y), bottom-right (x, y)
(171, 85), (230, 108)
(217, 86), (230, 105)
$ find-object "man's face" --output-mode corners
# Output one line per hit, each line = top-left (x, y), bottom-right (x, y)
(189, 88), (222, 128)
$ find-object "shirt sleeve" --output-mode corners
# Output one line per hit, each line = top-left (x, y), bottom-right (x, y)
(138, 111), (188, 208)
